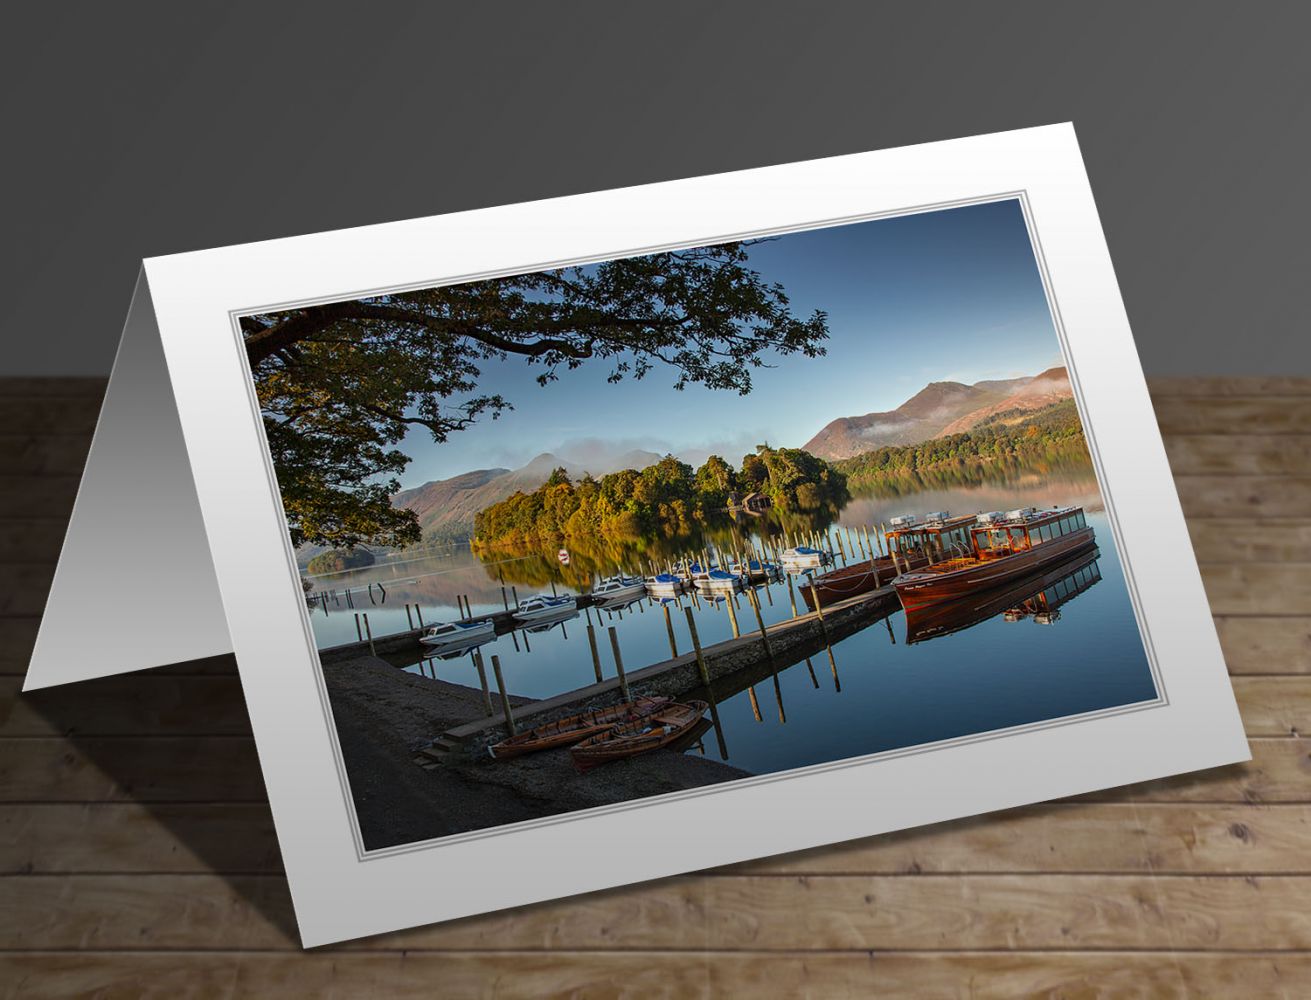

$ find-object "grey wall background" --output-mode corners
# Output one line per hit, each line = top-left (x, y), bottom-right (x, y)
(3, 2), (1308, 376)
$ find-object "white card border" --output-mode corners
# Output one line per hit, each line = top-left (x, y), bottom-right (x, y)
(142, 124), (1247, 946)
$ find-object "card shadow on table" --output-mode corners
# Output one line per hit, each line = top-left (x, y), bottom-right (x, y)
(22, 655), (302, 946)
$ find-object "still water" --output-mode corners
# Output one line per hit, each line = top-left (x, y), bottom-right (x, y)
(306, 472), (1158, 776)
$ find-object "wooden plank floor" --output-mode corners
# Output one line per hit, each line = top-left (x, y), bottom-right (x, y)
(1, 376), (1309, 998)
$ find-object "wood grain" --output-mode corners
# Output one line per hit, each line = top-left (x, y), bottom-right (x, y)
(1, 373), (1308, 996)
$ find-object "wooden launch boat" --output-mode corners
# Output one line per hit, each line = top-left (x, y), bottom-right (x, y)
(488, 696), (670, 759)
(798, 512), (970, 610)
(904, 546), (1101, 644)
(893, 506), (1096, 611)
(570, 700), (709, 772)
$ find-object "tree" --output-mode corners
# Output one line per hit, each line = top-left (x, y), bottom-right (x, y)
(694, 455), (736, 501)
(246, 242), (829, 548)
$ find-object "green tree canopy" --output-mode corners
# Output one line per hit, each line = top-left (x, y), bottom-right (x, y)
(245, 242), (829, 548)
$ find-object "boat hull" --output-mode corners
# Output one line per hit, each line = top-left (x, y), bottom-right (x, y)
(798, 553), (929, 610)
(489, 696), (670, 759)
(570, 700), (709, 772)
(893, 529), (1096, 610)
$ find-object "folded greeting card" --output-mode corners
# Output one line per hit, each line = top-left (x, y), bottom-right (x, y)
(26, 124), (1247, 946)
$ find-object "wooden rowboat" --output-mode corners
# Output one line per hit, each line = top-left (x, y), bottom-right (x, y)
(488, 696), (670, 759)
(570, 700), (709, 772)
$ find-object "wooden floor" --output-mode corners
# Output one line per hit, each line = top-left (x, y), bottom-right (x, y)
(1, 376), (1308, 998)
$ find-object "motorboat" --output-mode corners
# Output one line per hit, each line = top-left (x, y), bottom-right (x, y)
(592, 574), (648, 605)
(780, 546), (833, 572)
(694, 568), (744, 592)
(893, 507), (1096, 611)
(513, 594), (578, 621)
(644, 572), (687, 597)
(420, 618), (496, 649)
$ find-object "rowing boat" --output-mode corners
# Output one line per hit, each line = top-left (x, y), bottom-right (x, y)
(570, 700), (709, 772)
(488, 696), (670, 759)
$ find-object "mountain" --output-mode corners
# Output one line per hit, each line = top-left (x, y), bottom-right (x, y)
(936, 367), (1072, 435)
(802, 377), (1026, 459)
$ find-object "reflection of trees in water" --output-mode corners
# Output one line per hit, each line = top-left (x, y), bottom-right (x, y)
(849, 456), (1094, 500)
(477, 503), (844, 589)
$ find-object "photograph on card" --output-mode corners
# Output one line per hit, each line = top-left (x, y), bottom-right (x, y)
(239, 197), (1157, 849)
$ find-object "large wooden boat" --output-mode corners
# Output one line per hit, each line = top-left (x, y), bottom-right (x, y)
(904, 547), (1101, 644)
(570, 700), (709, 772)
(892, 506), (1096, 611)
(488, 696), (670, 759)
(798, 512), (971, 610)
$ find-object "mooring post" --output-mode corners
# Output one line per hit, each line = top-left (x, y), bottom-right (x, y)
(607, 626), (631, 702)
(787, 575), (798, 618)
(772, 670), (786, 724)
(805, 656), (819, 688)
(416, 605), (424, 627)
(346, 589), (354, 609)
(510, 585), (519, 610)
(684, 607), (712, 687)
(663, 603), (679, 658)
(550, 579), (558, 598)
(363, 613), (375, 655)
(377, 581), (386, 603)
(827, 643), (841, 693)
(405, 604), (414, 629)
(836, 532), (846, 565)
(587, 624), (603, 683)
(354, 613), (362, 642)
(747, 588), (773, 661)
(725, 593), (741, 638)
(473, 650), (494, 716)
(490, 655), (517, 735)
(812, 584), (828, 639)
(747, 686), (762, 722)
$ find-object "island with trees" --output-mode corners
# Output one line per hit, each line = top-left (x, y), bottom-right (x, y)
(472, 447), (848, 548)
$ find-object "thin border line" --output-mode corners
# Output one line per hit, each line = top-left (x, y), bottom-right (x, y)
(226, 191), (1168, 865)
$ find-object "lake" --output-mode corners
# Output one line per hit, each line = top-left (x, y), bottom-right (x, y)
(305, 468), (1158, 776)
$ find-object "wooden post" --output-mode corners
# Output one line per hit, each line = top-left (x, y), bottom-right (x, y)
(415, 605), (424, 627)
(490, 655), (517, 735)
(511, 585), (519, 609)
(473, 650), (494, 716)
(587, 624), (603, 683)
(827, 643), (840, 692)
(550, 580), (558, 598)
(772, 669), (786, 724)
(363, 613), (375, 655)
(726, 592), (740, 638)
(805, 656), (819, 688)
(608, 626), (630, 702)
(812, 583), (828, 639)
(346, 589), (354, 609)
(405, 604), (414, 630)
(747, 685), (762, 722)
(354, 613), (362, 642)
(500, 586), (509, 610)
(747, 588), (773, 661)
(787, 575), (798, 618)
(684, 606), (712, 687)
(663, 603), (679, 658)
(835, 531), (846, 564)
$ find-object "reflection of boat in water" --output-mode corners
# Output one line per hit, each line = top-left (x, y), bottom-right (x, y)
(488, 696), (670, 759)
(904, 548), (1102, 644)
(424, 635), (498, 661)
(645, 572), (687, 597)
(780, 546), (832, 572)
(592, 574), (647, 605)
(799, 512), (971, 609)
(421, 618), (496, 649)
(571, 700), (709, 772)
(513, 594), (578, 621)
(521, 608), (581, 634)
(893, 507), (1096, 610)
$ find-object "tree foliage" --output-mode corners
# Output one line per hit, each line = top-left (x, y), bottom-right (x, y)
(473, 448), (846, 547)
(245, 242), (828, 548)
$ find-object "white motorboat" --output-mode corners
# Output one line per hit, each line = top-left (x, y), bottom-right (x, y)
(694, 568), (744, 592)
(513, 594), (578, 622)
(592, 574), (648, 604)
(644, 572), (686, 597)
(420, 618), (496, 648)
(780, 546), (833, 572)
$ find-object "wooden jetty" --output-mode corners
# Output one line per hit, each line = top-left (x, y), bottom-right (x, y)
(415, 582), (900, 764)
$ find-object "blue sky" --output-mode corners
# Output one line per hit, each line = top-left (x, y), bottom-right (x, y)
(399, 198), (1064, 488)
